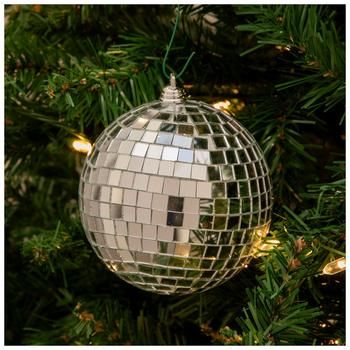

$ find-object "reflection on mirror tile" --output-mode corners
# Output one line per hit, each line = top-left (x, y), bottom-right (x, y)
(111, 204), (122, 218)
(191, 164), (207, 180)
(151, 193), (168, 210)
(193, 138), (208, 149)
(174, 229), (190, 242)
(128, 157), (144, 172)
(128, 129), (144, 141)
(100, 203), (110, 218)
(123, 189), (137, 206)
(234, 164), (246, 180)
(143, 239), (158, 253)
(96, 168), (109, 184)
(104, 234), (117, 248)
(134, 173), (149, 191)
(160, 123), (176, 132)
(195, 150), (210, 164)
(207, 166), (221, 181)
(141, 131), (157, 143)
(215, 199), (228, 214)
(128, 237), (142, 251)
(214, 216), (226, 230)
(222, 165), (233, 181)
(100, 186), (111, 202)
(118, 140), (135, 154)
(183, 213), (199, 228)
(174, 243), (190, 257)
(123, 206), (136, 221)
(147, 144), (163, 159)
(179, 180), (196, 197)
(167, 212), (184, 227)
(103, 219), (114, 234)
(92, 185), (101, 200)
(239, 182), (250, 197)
(115, 155), (130, 169)
(211, 124), (224, 134)
(156, 132), (173, 145)
(197, 182), (212, 198)
(148, 176), (164, 193)
(132, 143), (149, 157)
(115, 220), (127, 235)
(162, 146), (179, 161)
(196, 124), (211, 135)
(213, 136), (227, 148)
(178, 149), (193, 163)
(142, 158), (160, 174)
(200, 199), (214, 214)
(173, 134), (192, 148)
(158, 226), (174, 241)
(174, 114), (188, 122)
(163, 178), (180, 196)
(205, 113), (220, 123)
(174, 163), (192, 178)
(151, 210), (167, 225)
(210, 151), (225, 164)
(212, 183), (226, 197)
(168, 196), (184, 212)
(120, 171), (135, 188)
(143, 224), (157, 239)
(159, 160), (175, 176)
(136, 208), (151, 224)
(178, 124), (194, 135)
(191, 114), (205, 123)
(241, 197), (251, 213)
(111, 188), (123, 204)
(137, 191), (153, 208)
(133, 117), (149, 129)
(146, 119), (162, 131)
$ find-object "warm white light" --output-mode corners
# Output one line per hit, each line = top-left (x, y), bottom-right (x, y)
(323, 257), (345, 275)
(337, 258), (346, 269)
(254, 239), (280, 257)
(72, 139), (92, 154)
(212, 100), (231, 111)
(175, 244), (190, 257)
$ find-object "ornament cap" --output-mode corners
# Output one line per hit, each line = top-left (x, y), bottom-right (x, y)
(160, 73), (186, 103)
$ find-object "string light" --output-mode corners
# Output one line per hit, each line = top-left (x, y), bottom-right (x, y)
(254, 238), (280, 257)
(212, 98), (245, 113)
(212, 100), (231, 111)
(72, 138), (92, 154)
(323, 257), (346, 275)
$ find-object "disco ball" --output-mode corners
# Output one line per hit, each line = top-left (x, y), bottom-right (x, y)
(79, 75), (273, 295)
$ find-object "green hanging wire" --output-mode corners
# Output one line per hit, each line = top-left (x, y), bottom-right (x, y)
(162, 7), (196, 80)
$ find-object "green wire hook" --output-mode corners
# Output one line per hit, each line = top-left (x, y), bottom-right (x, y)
(162, 7), (196, 80)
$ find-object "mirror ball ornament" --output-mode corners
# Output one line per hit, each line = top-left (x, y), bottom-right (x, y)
(79, 75), (273, 295)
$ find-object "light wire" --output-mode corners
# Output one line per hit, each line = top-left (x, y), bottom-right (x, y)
(162, 7), (196, 80)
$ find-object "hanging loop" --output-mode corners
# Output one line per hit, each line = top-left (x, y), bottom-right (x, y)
(162, 7), (196, 80)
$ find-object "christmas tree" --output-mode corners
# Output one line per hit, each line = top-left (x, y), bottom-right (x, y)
(5, 4), (345, 345)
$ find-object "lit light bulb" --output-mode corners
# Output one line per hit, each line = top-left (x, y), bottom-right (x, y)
(323, 257), (345, 275)
(253, 238), (280, 257)
(212, 100), (231, 111)
(72, 139), (92, 154)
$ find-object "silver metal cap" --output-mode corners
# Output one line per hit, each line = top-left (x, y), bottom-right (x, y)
(160, 73), (186, 103)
